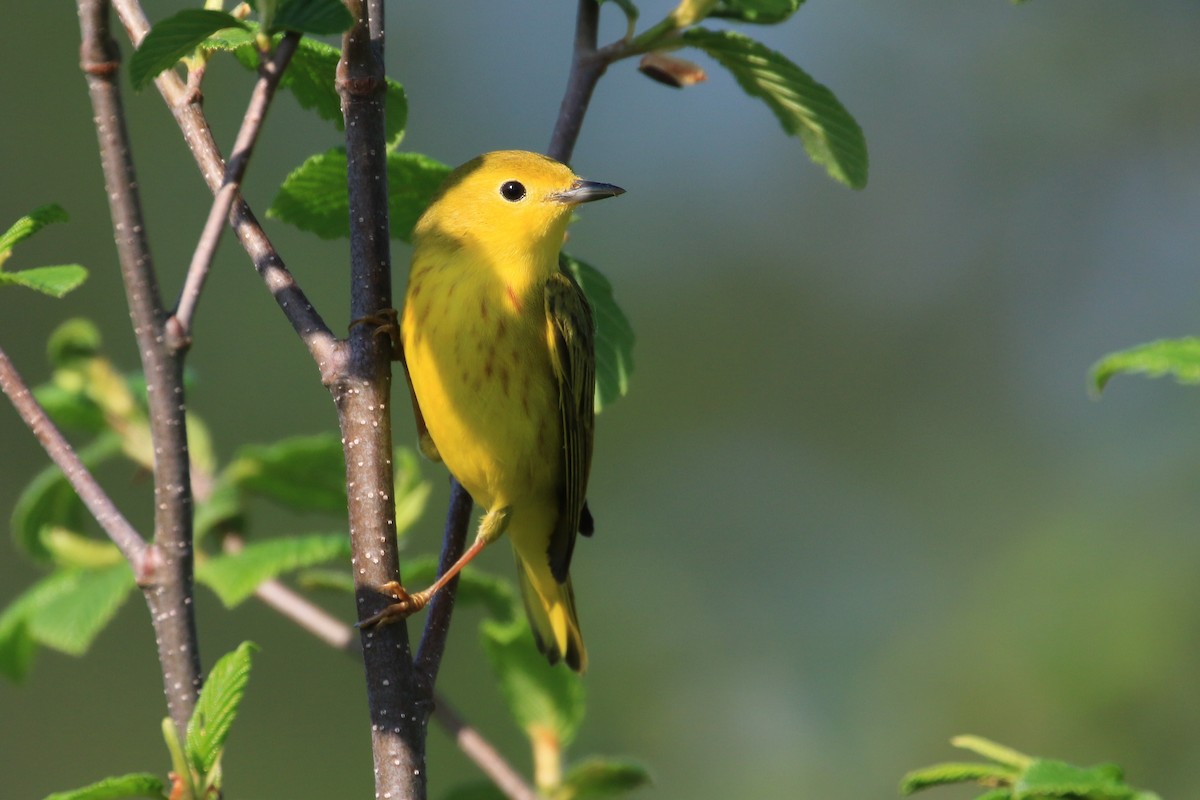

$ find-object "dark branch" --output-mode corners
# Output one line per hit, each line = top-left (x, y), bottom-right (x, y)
(415, 480), (474, 685)
(77, 0), (202, 737)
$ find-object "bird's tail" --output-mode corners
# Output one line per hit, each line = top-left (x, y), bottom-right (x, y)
(514, 550), (587, 673)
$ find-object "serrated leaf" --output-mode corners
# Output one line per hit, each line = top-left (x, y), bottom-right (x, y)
(27, 564), (135, 656)
(227, 433), (347, 513)
(187, 641), (258, 775)
(561, 758), (653, 799)
(440, 782), (508, 800)
(899, 762), (1017, 795)
(197, 533), (350, 607)
(683, 28), (867, 188)
(0, 204), (69, 257)
(270, 0), (353, 35)
(129, 9), (249, 90)
(269, 149), (449, 241)
(1090, 337), (1200, 394)
(42, 772), (166, 800)
(211, 34), (408, 144)
(561, 255), (634, 413)
(1015, 759), (1132, 800)
(11, 433), (124, 563)
(0, 265), (88, 298)
(481, 619), (585, 747)
(710, 0), (803, 24)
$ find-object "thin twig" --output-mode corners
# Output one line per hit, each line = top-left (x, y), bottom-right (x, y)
(415, 480), (473, 685)
(169, 32), (301, 348)
(434, 700), (543, 800)
(77, 0), (202, 737)
(549, 0), (608, 164)
(0, 346), (147, 564)
(111, 0), (342, 383)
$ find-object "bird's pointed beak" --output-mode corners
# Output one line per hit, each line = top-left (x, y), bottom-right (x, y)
(552, 179), (625, 205)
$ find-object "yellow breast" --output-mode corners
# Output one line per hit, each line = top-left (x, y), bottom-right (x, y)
(401, 250), (562, 511)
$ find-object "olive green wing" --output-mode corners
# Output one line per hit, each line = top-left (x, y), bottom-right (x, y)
(543, 269), (596, 582)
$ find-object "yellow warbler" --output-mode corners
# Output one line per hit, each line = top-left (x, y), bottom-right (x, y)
(364, 150), (623, 672)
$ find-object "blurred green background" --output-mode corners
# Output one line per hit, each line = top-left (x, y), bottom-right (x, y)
(4, 1), (1200, 797)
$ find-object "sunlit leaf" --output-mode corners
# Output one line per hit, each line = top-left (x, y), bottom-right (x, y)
(42, 772), (166, 800)
(26, 564), (136, 656)
(226, 433), (347, 513)
(683, 28), (868, 188)
(129, 9), (248, 90)
(710, 0), (803, 24)
(187, 642), (258, 775)
(481, 619), (585, 747)
(0, 204), (69, 256)
(197, 533), (349, 607)
(1090, 337), (1200, 394)
(268, 149), (449, 241)
(0, 265), (88, 298)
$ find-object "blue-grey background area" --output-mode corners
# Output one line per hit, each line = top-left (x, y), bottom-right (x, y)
(4, 1), (1200, 797)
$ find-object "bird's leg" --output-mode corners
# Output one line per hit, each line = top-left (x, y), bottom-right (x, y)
(357, 506), (511, 628)
(349, 307), (401, 359)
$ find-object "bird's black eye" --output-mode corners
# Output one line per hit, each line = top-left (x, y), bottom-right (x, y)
(499, 180), (526, 202)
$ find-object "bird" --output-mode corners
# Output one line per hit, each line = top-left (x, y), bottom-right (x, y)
(359, 150), (624, 672)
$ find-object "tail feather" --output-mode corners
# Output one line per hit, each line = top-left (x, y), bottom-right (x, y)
(515, 554), (587, 673)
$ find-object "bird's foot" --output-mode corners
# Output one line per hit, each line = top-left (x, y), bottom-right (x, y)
(357, 580), (431, 628)
(349, 308), (401, 359)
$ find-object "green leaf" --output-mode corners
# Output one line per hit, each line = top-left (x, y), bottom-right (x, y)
(0, 204), (69, 257)
(47, 318), (103, 366)
(11, 433), (124, 563)
(226, 433), (347, 513)
(561, 255), (635, 413)
(481, 618), (585, 747)
(269, 149), (449, 241)
(26, 564), (135, 656)
(440, 782), (508, 800)
(1090, 337), (1200, 394)
(0, 264), (88, 298)
(129, 9), (249, 90)
(187, 641), (258, 776)
(710, 0), (803, 24)
(193, 476), (245, 541)
(197, 533), (350, 607)
(40, 529), (123, 570)
(561, 758), (653, 799)
(1015, 759), (1132, 800)
(900, 762), (1018, 795)
(683, 28), (868, 188)
(208, 34), (408, 144)
(42, 773), (166, 800)
(950, 735), (1033, 770)
(270, 0), (353, 35)
(393, 446), (432, 538)
(599, 0), (639, 39)
(294, 567), (355, 593)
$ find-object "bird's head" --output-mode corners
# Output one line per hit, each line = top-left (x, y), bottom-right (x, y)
(414, 150), (624, 264)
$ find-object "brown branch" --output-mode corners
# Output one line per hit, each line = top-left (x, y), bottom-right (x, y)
(549, 0), (609, 164)
(336, 4), (428, 798)
(111, 0), (342, 383)
(77, 0), (202, 737)
(169, 32), (302, 348)
(0, 347), (147, 565)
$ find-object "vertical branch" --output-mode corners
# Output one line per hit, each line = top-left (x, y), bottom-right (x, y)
(77, 0), (202, 737)
(337, 2), (427, 798)
(415, 482), (473, 683)
(548, 0), (607, 163)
